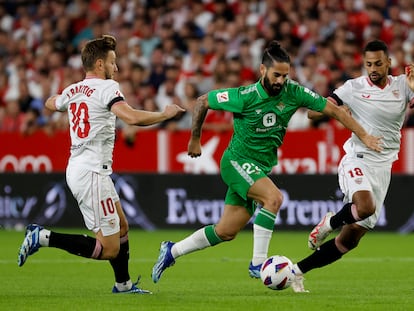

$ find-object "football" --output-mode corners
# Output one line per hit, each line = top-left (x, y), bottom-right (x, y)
(260, 255), (295, 290)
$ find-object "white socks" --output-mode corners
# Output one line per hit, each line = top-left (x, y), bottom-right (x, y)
(252, 224), (273, 266)
(115, 280), (132, 291)
(39, 228), (51, 247)
(172, 228), (211, 258)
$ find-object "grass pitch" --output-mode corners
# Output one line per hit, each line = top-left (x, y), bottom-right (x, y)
(1, 228), (413, 311)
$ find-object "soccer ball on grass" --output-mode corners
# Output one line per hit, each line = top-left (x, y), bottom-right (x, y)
(260, 255), (295, 290)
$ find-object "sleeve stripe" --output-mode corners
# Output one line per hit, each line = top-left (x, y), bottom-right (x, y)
(328, 93), (343, 106)
(107, 96), (124, 110)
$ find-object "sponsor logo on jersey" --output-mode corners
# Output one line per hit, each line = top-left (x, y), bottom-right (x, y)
(263, 113), (277, 127)
(392, 90), (400, 98)
(216, 91), (229, 103)
(240, 85), (257, 95)
(304, 87), (319, 98)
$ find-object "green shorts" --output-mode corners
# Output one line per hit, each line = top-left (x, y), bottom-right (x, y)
(220, 149), (268, 216)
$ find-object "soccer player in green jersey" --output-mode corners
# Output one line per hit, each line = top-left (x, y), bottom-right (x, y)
(151, 40), (382, 284)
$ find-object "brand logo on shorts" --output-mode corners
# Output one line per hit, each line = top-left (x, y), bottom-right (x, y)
(354, 178), (363, 184)
(216, 91), (229, 103)
(108, 218), (116, 228)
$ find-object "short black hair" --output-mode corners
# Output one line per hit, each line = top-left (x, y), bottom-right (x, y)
(363, 39), (389, 57)
(261, 40), (290, 67)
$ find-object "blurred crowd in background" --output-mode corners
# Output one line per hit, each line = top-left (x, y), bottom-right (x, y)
(1, 0), (414, 141)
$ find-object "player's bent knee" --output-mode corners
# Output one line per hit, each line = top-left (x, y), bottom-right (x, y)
(264, 192), (283, 214)
(101, 246), (120, 260)
(358, 204), (375, 219)
(337, 237), (359, 252)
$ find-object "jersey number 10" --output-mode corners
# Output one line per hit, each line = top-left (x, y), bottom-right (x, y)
(70, 102), (90, 138)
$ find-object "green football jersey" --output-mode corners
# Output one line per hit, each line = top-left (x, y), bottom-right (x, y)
(207, 79), (327, 172)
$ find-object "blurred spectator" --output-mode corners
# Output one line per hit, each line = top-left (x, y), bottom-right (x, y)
(203, 109), (233, 133)
(0, 100), (25, 132)
(128, 37), (150, 68)
(147, 45), (167, 91)
(161, 81), (199, 131)
(1, 0), (414, 136)
(0, 5), (13, 33)
(121, 96), (161, 147)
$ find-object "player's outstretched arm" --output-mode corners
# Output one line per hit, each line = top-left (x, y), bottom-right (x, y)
(112, 102), (184, 126)
(308, 105), (350, 120)
(307, 110), (324, 120)
(322, 99), (383, 152)
(188, 94), (210, 158)
(45, 95), (60, 112)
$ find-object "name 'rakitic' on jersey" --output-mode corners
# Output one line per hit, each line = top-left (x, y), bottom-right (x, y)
(65, 84), (96, 99)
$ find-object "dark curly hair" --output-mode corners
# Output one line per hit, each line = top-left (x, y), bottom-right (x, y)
(363, 39), (389, 57)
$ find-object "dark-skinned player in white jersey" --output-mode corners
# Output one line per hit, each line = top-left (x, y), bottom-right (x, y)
(291, 39), (414, 292)
(151, 40), (382, 285)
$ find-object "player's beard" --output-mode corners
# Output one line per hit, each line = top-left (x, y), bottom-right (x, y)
(262, 75), (283, 97)
(104, 68), (113, 80)
(368, 71), (385, 86)
(105, 70), (113, 79)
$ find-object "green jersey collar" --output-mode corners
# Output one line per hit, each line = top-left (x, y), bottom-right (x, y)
(256, 80), (269, 99)
(256, 79), (289, 99)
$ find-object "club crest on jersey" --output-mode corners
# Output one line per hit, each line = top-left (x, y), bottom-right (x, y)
(392, 90), (400, 98)
(277, 102), (285, 111)
(216, 91), (229, 103)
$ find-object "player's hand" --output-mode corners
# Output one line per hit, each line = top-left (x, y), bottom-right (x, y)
(361, 134), (383, 152)
(406, 64), (414, 107)
(340, 105), (351, 115)
(163, 104), (185, 119)
(188, 136), (202, 158)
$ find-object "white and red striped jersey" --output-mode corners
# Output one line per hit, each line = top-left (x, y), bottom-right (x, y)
(332, 74), (414, 164)
(54, 77), (125, 175)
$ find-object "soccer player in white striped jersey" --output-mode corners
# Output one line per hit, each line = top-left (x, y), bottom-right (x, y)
(292, 39), (414, 292)
(17, 35), (184, 294)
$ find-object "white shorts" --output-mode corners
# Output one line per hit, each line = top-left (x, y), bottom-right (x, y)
(66, 166), (120, 236)
(338, 154), (391, 229)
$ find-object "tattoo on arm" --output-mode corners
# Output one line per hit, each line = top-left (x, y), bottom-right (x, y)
(191, 94), (209, 138)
